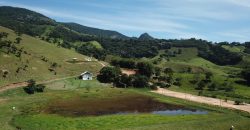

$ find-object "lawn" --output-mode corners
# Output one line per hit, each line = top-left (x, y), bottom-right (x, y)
(0, 79), (250, 130)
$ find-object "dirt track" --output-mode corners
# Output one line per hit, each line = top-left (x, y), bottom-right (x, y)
(152, 88), (250, 113)
(0, 75), (79, 93)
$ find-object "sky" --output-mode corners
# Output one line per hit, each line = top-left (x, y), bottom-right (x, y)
(0, 0), (250, 42)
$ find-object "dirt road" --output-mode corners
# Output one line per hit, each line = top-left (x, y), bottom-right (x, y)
(0, 75), (79, 93)
(152, 88), (250, 113)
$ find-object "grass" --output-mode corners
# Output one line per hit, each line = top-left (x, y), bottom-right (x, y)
(73, 41), (103, 49)
(0, 79), (250, 130)
(0, 26), (103, 87)
(142, 46), (250, 103)
(222, 45), (245, 53)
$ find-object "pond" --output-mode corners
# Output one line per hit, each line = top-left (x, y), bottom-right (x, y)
(44, 95), (207, 117)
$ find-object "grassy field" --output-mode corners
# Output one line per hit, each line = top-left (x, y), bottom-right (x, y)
(222, 45), (245, 53)
(0, 26), (103, 87)
(0, 79), (250, 130)
(145, 47), (250, 103)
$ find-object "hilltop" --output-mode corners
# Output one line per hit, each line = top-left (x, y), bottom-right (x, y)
(138, 33), (154, 40)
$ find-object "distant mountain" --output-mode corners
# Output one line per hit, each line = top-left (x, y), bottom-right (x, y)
(62, 22), (129, 39)
(138, 33), (154, 40)
(0, 6), (128, 39)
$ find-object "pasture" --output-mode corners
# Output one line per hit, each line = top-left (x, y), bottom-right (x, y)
(0, 79), (250, 130)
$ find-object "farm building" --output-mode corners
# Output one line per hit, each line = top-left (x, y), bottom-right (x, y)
(80, 71), (93, 80)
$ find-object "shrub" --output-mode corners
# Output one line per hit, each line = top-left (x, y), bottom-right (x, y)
(97, 67), (121, 83)
(234, 100), (243, 105)
(208, 83), (216, 91)
(198, 91), (203, 96)
(36, 84), (46, 92)
(154, 82), (171, 88)
(173, 78), (182, 86)
(132, 74), (149, 88)
(150, 84), (158, 90)
(137, 62), (154, 78)
(196, 80), (206, 90)
(211, 95), (217, 98)
(23, 79), (46, 94)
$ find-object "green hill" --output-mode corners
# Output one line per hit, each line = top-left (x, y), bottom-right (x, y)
(0, 6), (128, 40)
(62, 22), (128, 39)
(0, 26), (103, 87)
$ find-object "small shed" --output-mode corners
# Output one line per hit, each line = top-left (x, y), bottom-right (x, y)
(80, 71), (93, 80)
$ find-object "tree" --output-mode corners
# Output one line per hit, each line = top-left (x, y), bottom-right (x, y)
(208, 83), (216, 91)
(154, 67), (161, 76)
(2, 70), (9, 78)
(241, 68), (250, 85)
(97, 67), (121, 83)
(190, 73), (201, 84)
(23, 79), (46, 94)
(36, 84), (46, 92)
(15, 37), (22, 44)
(132, 74), (149, 88)
(205, 72), (213, 81)
(24, 79), (36, 94)
(114, 74), (133, 88)
(196, 80), (206, 90)
(173, 78), (182, 86)
(164, 68), (173, 77)
(0, 32), (8, 40)
(137, 62), (154, 78)
(177, 49), (182, 54)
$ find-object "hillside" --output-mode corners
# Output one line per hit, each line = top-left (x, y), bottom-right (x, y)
(62, 22), (128, 39)
(0, 26), (103, 87)
(0, 6), (128, 40)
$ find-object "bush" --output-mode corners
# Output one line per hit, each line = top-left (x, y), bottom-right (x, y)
(97, 67), (121, 83)
(211, 95), (217, 98)
(198, 91), (203, 96)
(154, 82), (171, 88)
(23, 79), (46, 94)
(150, 84), (158, 90)
(137, 62), (154, 78)
(234, 100), (243, 105)
(241, 68), (250, 85)
(132, 74), (149, 88)
(196, 80), (206, 90)
(173, 78), (182, 86)
(208, 83), (216, 91)
(36, 84), (46, 92)
(23, 85), (35, 94)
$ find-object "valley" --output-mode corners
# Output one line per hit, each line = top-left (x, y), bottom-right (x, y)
(0, 5), (250, 130)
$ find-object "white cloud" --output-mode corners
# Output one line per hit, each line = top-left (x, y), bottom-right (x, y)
(0, 0), (249, 41)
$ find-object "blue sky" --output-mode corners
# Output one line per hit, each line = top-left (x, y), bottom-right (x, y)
(0, 0), (250, 42)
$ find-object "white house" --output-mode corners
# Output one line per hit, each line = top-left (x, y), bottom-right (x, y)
(80, 71), (93, 80)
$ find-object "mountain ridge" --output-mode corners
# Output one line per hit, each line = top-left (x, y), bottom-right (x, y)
(0, 6), (129, 39)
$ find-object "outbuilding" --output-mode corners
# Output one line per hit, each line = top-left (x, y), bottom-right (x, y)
(80, 71), (93, 80)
